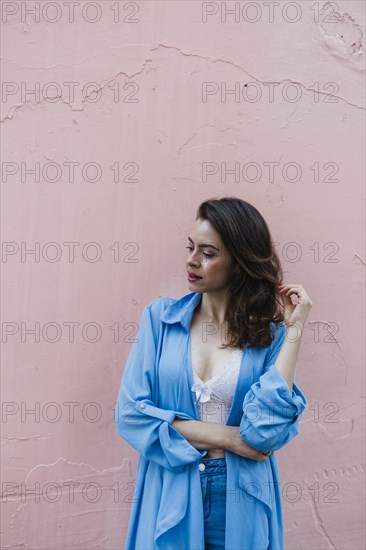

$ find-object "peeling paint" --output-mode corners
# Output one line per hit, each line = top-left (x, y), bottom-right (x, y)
(319, 2), (364, 62)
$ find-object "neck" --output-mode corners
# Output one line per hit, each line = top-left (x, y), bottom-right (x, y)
(196, 290), (230, 325)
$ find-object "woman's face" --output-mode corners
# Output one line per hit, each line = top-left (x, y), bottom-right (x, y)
(186, 218), (238, 292)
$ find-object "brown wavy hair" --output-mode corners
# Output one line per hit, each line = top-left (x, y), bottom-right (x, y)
(196, 196), (285, 349)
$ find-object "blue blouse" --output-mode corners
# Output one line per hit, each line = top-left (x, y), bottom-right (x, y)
(115, 291), (307, 550)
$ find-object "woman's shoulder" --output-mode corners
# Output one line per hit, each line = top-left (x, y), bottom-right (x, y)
(269, 320), (286, 335)
(144, 295), (177, 318)
(145, 291), (196, 316)
(267, 321), (287, 350)
(146, 295), (176, 307)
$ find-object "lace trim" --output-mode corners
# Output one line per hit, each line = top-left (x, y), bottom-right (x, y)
(191, 349), (242, 405)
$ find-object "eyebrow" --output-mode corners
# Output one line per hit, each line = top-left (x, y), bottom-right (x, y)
(188, 236), (220, 251)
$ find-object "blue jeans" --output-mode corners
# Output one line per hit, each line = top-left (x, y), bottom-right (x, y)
(199, 457), (227, 550)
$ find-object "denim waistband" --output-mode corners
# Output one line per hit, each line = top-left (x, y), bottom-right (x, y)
(199, 457), (227, 472)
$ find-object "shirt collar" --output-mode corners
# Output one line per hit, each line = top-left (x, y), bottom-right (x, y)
(159, 291), (203, 332)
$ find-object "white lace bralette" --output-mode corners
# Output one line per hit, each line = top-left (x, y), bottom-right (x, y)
(191, 348), (243, 424)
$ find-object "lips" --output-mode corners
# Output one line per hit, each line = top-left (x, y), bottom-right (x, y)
(187, 272), (202, 279)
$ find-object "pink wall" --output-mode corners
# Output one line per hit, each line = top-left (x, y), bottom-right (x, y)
(2, 1), (365, 548)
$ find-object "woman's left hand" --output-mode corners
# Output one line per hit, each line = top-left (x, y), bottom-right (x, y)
(278, 284), (313, 328)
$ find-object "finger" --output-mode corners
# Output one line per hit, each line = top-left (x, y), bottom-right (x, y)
(281, 285), (305, 292)
(287, 290), (311, 304)
(278, 285), (312, 304)
(282, 287), (306, 298)
(279, 285), (305, 295)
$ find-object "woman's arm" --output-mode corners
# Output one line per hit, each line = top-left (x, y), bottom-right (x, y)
(274, 283), (313, 392)
(171, 419), (268, 461)
(239, 284), (311, 453)
(273, 322), (303, 393)
(115, 301), (209, 472)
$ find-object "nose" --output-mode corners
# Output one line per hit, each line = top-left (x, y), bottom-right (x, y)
(187, 255), (200, 268)
(187, 249), (200, 266)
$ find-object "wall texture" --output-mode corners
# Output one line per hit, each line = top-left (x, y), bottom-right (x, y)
(2, 1), (365, 549)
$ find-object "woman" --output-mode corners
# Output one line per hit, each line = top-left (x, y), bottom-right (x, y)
(115, 196), (310, 550)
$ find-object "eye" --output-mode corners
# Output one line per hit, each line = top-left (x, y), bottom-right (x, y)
(186, 246), (213, 259)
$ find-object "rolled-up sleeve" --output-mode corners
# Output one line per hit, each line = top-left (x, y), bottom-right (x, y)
(239, 324), (307, 452)
(115, 301), (207, 472)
